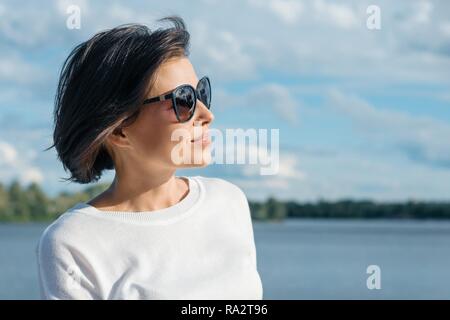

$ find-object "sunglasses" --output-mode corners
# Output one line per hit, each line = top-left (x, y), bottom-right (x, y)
(142, 76), (211, 123)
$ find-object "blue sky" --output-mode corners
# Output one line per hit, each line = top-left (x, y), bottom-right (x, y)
(0, 0), (449, 202)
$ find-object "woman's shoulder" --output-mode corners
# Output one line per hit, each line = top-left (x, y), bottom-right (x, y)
(194, 175), (248, 202)
(194, 176), (254, 234)
(194, 175), (243, 191)
(36, 203), (89, 253)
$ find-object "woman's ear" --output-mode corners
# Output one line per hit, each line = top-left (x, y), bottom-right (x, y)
(107, 126), (132, 148)
(113, 126), (125, 137)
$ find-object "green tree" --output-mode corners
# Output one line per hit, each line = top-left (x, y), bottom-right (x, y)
(0, 183), (11, 221)
(251, 201), (268, 220)
(26, 182), (50, 220)
(265, 196), (287, 221)
(8, 180), (30, 222)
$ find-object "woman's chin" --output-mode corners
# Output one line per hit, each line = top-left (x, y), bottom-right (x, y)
(187, 151), (212, 167)
(172, 149), (212, 168)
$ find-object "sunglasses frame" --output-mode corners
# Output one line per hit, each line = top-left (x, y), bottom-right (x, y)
(142, 75), (211, 123)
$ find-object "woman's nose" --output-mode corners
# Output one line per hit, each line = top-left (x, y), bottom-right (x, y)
(194, 100), (214, 124)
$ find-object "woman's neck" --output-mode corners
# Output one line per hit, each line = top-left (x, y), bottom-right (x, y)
(87, 171), (189, 212)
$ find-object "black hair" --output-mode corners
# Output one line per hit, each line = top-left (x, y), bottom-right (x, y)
(50, 15), (190, 184)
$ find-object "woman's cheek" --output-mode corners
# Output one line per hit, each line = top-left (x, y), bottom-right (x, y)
(163, 108), (179, 122)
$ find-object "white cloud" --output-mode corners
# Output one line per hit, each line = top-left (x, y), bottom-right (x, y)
(0, 53), (49, 85)
(0, 140), (45, 185)
(293, 147), (450, 202)
(247, 84), (300, 125)
(191, 23), (257, 81)
(277, 153), (306, 180)
(440, 22), (450, 37)
(312, 0), (359, 29)
(268, 0), (304, 24)
(0, 141), (17, 165)
(213, 83), (301, 125)
(2, 0), (449, 87)
(327, 89), (450, 167)
(249, 0), (316, 26)
(412, 0), (434, 24)
(55, 0), (89, 16)
(238, 146), (306, 180)
(20, 167), (44, 184)
(228, 146), (450, 202)
(248, 0), (304, 24)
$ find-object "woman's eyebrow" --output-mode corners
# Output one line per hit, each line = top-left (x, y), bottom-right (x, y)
(159, 88), (174, 96)
(153, 86), (178, 97)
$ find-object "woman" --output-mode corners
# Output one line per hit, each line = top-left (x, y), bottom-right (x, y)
(35, 15), (263, 300)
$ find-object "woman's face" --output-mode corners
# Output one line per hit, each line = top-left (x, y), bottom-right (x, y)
(111, 56), (215, 172)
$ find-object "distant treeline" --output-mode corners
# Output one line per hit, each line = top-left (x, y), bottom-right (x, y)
(1, 181), (450, 222)
(249, 198), (450, 220)
(0, 181), (108, 222)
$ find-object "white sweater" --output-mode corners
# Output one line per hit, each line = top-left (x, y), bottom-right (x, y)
(35, 175), (263, 300)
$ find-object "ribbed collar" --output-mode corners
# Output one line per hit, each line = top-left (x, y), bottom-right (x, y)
(71, 176), (204, 225)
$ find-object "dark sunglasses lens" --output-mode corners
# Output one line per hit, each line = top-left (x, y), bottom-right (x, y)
(197, 77), (211, 109)
(174, 86), (196, 122)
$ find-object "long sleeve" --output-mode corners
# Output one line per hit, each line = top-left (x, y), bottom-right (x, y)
(234, 185), (259, 269)
(231, 184), (263, 299)
(36, 229), (100, 300)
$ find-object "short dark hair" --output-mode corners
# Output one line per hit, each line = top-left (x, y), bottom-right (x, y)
(50, 15), (190, 184)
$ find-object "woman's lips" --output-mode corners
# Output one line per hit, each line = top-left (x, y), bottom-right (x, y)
(191, 130), (211, 145)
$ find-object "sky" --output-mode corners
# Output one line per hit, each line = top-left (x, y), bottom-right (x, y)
(0, 0), (449, 202)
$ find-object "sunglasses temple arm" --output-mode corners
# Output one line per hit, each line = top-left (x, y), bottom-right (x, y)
(143, 93), (173, 105)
